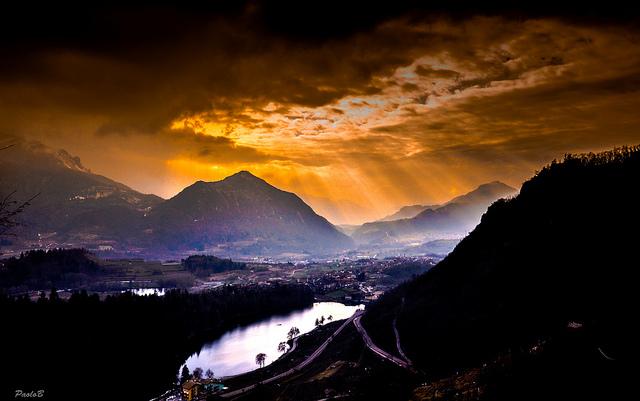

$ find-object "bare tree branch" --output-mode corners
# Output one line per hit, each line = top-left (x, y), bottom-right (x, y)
(1, 143), (37, 238)
(0, 191), (39, 236)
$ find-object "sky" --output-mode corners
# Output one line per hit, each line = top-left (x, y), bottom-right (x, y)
(2, 1), (640, 224)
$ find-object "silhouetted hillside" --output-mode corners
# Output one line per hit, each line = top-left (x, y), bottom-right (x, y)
(1, 143), (352, 257)
(363, 146), (637, 398)
(0, 141), (162, 249)
(0, 284), (314, 401)
(0, 248), (100, 290)
(146, 171), (353, 256)
(377, 204), (439, 222)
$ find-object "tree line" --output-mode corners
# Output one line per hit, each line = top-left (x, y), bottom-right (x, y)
(0, 248), (101, 291)
(182, 254), (246, 277)
(0, 283), (314, 401)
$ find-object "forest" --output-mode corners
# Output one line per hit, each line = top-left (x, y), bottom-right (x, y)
(0, 248), (101, 291)
(0, 283), (314, 400)
(182, 254), (246, 276)
(363, 146), (638, 400)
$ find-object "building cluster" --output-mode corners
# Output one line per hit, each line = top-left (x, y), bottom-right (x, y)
(298, 257), (435, 304)
(187, 256), (436, 305)
(181, 379), (226, 401)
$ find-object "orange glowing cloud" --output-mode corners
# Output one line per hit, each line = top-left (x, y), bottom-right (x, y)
(3, 16), (640, 224)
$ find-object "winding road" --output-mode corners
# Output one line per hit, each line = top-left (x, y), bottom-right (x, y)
(220, 308), (416, 399)
(392, 317), (413, 365)
(353, 314), (414, 371)
(221, 309), (363, 398)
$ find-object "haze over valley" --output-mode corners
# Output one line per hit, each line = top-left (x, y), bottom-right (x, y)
(1, 141), (516, 260)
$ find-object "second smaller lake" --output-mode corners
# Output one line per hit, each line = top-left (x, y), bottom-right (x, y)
(182, 302), (363, 378)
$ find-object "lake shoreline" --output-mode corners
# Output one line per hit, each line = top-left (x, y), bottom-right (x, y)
(0, 285), (315, 401)
(181, 302), (363, 379)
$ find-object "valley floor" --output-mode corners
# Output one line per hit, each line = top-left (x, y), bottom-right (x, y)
(179, 310), (420, 401)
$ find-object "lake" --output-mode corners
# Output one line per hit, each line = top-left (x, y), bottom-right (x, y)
(126, 288), (166, 296)
(182, 302), (363, 378)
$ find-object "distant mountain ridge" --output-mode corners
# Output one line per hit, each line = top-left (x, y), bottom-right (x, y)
(352, 181), (517, 245)
(0, 142), (352, 257)
(377, 204), (440, 222)
(0, 141), (163, 249)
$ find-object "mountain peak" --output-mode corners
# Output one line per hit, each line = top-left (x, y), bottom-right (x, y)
(151, 169), (353, 255)
(183, 171), (265, 192)
(445, 181), (517, 206)
(227, 170), (258, 179)
(55, 149), (90, 173)
(3, 140), (91, 173)
(472, 181), (517, 195)
(221, 170), (269, 186)
(480, 180), (514, 190)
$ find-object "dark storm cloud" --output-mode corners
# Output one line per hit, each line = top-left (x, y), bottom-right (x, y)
(0, 12), (411, 138)
(168, 128), (279, 164)
(9, 1), (632, 55)
(1, 1), (637, 140)
(375, 67), (640, 168)
(0, 9), (450, 147)
(415, 66), (461, 80)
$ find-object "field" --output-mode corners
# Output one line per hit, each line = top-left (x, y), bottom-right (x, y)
(97, 259), (195, 289)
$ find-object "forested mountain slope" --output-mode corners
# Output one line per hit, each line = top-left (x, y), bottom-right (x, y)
(363, 146), (637, 399)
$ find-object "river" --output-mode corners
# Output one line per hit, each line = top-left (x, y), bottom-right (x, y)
(181, 302), (363, 378)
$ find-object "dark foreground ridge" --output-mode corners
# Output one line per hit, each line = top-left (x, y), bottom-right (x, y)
(364, 145), (639, 400)
(0, 284), (314, 401)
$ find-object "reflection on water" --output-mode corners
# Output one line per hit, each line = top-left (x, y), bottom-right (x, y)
(123, 288), (166, 296)
(183, 302), (363, 377)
